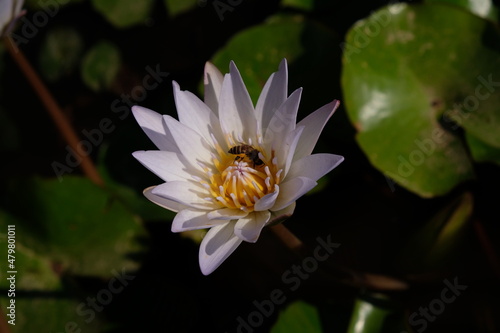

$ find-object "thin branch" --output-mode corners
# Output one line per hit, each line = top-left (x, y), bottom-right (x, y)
(270, 223), (306, 256)
(3, 37), (104, 186)
(0, 308), (11, 333)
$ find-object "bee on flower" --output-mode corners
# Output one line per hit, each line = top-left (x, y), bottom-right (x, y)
(132, 59), (343, 275)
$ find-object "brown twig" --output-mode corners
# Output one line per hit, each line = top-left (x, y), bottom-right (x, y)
(270, 223), (306, 256)
(3, 36), (104, 186)
(0, 308), (11, 333)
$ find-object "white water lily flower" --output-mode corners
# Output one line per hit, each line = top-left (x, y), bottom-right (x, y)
(0, 0), (24, 36)
(132, 59), (343, 275)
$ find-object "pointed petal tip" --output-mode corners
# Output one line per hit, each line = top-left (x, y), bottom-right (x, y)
(150, 185), (161, 196)
(204, 62), (217, 82)
(332, 99), (341, 112)
(204, 61), (224, 81)
(131, 104), (147, 115)
(131, 105), (159, 123)
(131, 150), (144, 159)
(278, 58), (288, 75)
(143, 185), (157, 195)
(200, 259), (215, 275)
(229, 60), (239, 73)
(143, 185), (187, 212)
(290, 87), (303, 98)
(172, 80), (180, 90)
(330, 154), (345, 171)
(204, 61), (218, 72)
(171, 209), (227, 233)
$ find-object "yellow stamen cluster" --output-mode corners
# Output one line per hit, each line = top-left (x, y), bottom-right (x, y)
(197, 137), (282, 212)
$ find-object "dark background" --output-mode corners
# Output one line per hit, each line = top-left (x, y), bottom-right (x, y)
(1, 0), (499, 332)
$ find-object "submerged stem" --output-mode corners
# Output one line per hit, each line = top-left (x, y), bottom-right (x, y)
(270, 223), (306, 256)
(3, 37), (104, 186)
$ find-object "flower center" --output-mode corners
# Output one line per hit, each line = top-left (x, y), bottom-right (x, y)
(198, 140), (282, 212)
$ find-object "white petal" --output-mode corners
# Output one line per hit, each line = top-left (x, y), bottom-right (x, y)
(172, 209), (227, 232)
(132, 106), (179, 152)
(219, 61), (257, 142)
(173, 81), (224, 146)
(207, 208), (248, 220)
(14, 0), (24, 16)
(256, 59), (288, 134)
(286, 153), (344, 182)
(272, 177), (317, 211)
(234, 211), (271, 243)
(0, 1), (13, 31)
(269, 202), (296, 225)
(162, 115), (214, 170)
(203, 61), (224, 115)
(0, 0), (22, 33)
(199, 222), (243, 275)
(143, 186), (187, 213)
(294, 100), (340, 161)
(277, 126), (305, 179)
(132, 150), (198, 182)
(263, 87), (302, 152)
(254, 185), (279, 211)
(152, 181), (216, 210)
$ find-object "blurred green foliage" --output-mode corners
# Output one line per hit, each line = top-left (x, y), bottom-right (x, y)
(271, 301), (322, 333)
(1, 176), (145, 276)
(91, 0), (155, 28)
(81, 40), (121, 91)
(38, 26), (84, 82)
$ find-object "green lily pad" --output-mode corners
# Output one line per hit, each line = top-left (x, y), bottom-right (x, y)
(397, 192), (473, 272)
(81, 40), (121, 92)
(3, 176), (146, 277)
(271, 301), (323, 333)
(91, 0), (154, 28)
(0, 212), (61, 291)
(466, 132), (500, 165)
(347, 299), (388, 333)
(427, 193), (473, 264)
(426, 0), (499, 21)
(164, 0), (199, 17)
(38, 26), (84, 82)
(341, 3), (500, 197)
(281, 0), (315, 11)
(346, 294), (404, 333)
(280, 0), (336, 11)
(211, 14), (340, 110)
(0, 297), (105, 332)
